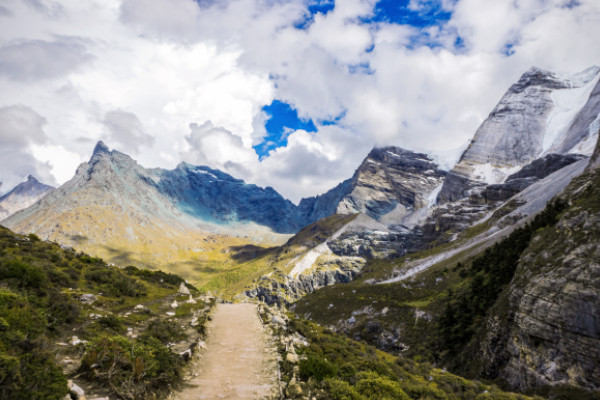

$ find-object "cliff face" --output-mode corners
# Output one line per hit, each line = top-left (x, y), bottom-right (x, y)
(479, 166), (600, 390)
(300, 147), (447, 225)
(438, 66), (600, 203)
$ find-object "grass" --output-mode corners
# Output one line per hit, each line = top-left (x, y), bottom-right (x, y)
(0, 225), (213, 399)
(280, 316), (538, 400)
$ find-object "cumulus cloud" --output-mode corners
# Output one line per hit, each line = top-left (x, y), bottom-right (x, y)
(184, 121), (257, 178)
(0, 105), (57, 191)
(0, 0), (599, 202)
(0, 37), (93, 81)
(102, 110), (154, 155)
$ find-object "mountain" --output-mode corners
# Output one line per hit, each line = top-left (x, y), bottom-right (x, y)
(299, 146), (447, 226)
(0, 175), (54, 220)
(2, 141), (295, 284)
(439, 66), (600, 203)
(154, 161), (304, 233)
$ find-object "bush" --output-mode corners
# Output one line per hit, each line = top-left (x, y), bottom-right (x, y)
(81, 334), (181, 399)
(97, 314), (125, 333)
(299, 354), (338, 381)
(141, 319), (186, 344)
(323, 379), (366, 400)
(0, 259), (47, 289)
(354, 371), (411, 400)
(84, 266), (147, 297)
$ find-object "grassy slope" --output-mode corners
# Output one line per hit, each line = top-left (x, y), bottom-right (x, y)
(293, 168), (600, 399)
(213, 213), (359, 299)
(277, 315), (538, 400)
(0, 225), (212, 400)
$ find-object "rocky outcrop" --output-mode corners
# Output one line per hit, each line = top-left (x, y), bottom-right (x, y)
(439, 66), (600, 203)
(300, 147), (446, 224)
(478, 167), (600, 391)
(0, 175), (54, 221)
(484, 153), (587, 202)
(245, 258), (365, 305)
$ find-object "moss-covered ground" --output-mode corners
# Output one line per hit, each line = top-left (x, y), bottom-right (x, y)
(0, 226), (213, 399)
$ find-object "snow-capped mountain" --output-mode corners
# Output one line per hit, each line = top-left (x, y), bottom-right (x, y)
(439, 66), (600, 202)
(0, 175), (54, 221)
(299, 147), (447, 226)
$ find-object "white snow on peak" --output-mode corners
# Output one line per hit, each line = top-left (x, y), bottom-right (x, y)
(427, 182), (444, 207)
(553, 66), (600, 88)
(543, 70), (600, 153)
(471, 163), (521, 185)
(568, 113), (600, 155)
(193, 169), (218, 180)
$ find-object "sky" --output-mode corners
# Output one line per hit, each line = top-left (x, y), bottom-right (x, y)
(0, 0), (599, 203)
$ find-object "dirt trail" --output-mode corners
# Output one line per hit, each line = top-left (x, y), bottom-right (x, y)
(172, 303), (279, 400)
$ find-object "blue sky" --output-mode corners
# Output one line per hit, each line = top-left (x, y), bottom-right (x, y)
(258, 0), (456, 157)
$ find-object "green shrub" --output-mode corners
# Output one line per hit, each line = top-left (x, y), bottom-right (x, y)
(141, 319), (186, 344)
(0, 259), (47, 289)
(97, 314), (125, 333)
(323, 379), (366, 400)
(81, 334), (181, 399)
(355, 371), (411, 400)
(299, 354), (338, 381)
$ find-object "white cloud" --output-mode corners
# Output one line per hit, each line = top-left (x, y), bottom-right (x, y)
(102, 110), (154, 155)
(0, 105), (57, 191)
(0, 0), (599, 202)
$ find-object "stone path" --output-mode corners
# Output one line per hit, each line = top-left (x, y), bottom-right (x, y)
(172, 303), (279, 400)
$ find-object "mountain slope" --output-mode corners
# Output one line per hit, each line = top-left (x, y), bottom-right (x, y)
(439, 66), (600, 203)
(0, 175), (54, 220)
(2, 142), (291, 285)
(299, 146), (447, 226)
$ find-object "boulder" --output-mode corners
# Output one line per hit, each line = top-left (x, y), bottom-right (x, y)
(178, 282), (190, 295)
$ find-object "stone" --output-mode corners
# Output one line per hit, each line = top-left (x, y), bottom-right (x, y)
(180, 349), (192, 361)
(286, 382), (303, 397)
(68, 380), (85, 399)
(79, 294), (96, 304)
(171, 300), (178, 309)
(271, 315), (286, 326)
(286, 352), (299, 364)
(69, 336), (86, 346)
(178, 282), (190, 295)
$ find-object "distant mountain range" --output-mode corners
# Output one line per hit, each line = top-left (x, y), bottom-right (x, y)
(2, 65), (600, 276)
(2, 66), (600, 395)
(0, 175), (54, 220)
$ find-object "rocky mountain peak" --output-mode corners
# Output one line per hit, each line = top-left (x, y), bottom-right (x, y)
(509, 66), (570, 93)
(92, 140), (110, 156)
(0, 175), (55, 221)
(365, 146), (441, 172)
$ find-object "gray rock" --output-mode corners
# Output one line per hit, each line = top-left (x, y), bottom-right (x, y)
(79, 294), (97, 304)
(300, 147), (446, 223)
(178, 282), (190, 295)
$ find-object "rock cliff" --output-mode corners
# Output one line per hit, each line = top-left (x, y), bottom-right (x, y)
(439, 66), (600, 203)
(300, 146), (447, 225)
(477, 164), (600, 391)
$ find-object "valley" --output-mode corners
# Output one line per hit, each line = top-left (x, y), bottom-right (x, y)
(1, 66), (600, 399)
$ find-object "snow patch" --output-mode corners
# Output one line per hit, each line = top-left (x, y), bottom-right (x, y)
(553, 66), (600, 88)
(471, 163), (521, 184)
(192, 169), (218, 180)
(288, 242), (331, 278)
(543, 71), (600, 153)
(427, 182), (444, 207)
